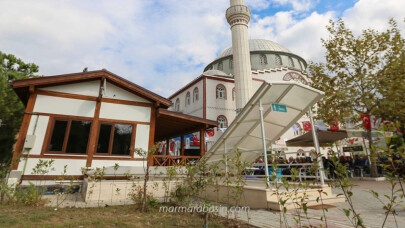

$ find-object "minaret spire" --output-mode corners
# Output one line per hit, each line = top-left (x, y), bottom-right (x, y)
(226, 0), (253, 113)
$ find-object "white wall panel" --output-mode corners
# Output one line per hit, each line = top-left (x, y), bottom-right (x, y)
(91, 160), (145, 168)
(134, 124), (150, 156)
(24, 115), (49, 155)
(38, 80), (100, 97)
(104, 82), (151, 103)
(99, 103), (151, 122)
(18, 158), (87, 176)
(33, 95), (96, 117)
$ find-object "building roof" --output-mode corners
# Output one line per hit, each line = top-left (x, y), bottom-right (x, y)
(216, 39), (292, 60)
(11, 69), (172, 108)
(155, 108), (218, 141)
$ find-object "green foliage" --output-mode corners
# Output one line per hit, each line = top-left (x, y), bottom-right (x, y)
(307, 18), (405, 177)
(307, 18), (404, 124)
(0, 51), (39, 164)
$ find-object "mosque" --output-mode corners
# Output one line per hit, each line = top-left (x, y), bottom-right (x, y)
(167, 0), (313, 159)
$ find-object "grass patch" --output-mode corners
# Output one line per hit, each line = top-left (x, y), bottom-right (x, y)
(0, 204), (249, 227)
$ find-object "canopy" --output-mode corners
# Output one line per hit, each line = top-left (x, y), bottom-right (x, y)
(155, 108), (217, 142)
(203, 81), (324, 164)
(286, 129), (348, 147)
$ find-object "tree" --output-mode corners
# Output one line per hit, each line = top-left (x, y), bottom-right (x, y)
(0, 51), (39, 165)
(307, 18), (405, 177)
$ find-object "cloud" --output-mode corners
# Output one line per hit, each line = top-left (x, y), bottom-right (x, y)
(246, 0), (271, 10)
(272, 0), (319, 12)
(0, 0), (403, 98)
(343, 0), (405, 34)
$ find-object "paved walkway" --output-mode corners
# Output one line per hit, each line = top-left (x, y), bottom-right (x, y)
(219, 180), (405, 228)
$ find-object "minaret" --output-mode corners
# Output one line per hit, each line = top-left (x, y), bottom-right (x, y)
(226, 0), (253, 113)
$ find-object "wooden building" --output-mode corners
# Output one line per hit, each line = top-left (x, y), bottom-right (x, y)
(10, 69), (216, 180)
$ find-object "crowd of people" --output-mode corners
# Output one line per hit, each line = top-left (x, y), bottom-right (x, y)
(251, 152), (405, 180)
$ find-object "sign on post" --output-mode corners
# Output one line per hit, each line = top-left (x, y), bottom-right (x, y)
(272, 104), (287, 112)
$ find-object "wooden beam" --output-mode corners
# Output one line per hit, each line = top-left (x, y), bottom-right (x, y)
(11, 88), (37, 170)
(200, 129), (205, 156)
(180, 135), (185, 156)
(166, 139), (169, 156)
(86, 79), (104, 167)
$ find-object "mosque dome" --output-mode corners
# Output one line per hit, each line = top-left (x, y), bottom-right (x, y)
(204, 39), (307, 75)
(203, 69), (231, 77)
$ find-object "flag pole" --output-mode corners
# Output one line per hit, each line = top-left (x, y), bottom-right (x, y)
(308, 109), (325, 185)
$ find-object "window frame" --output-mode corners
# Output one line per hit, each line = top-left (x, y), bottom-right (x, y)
(175, 98), (180, 111)
(193, 87), (199, 102)
(95, 121), (136, 157)
(185, 92), (191, 106)
(216, 84), (227, 100)
(232, 87), (235, 101)
(217, 115), (228, 129)
(275, 54), (282, 66)
(42, 117), (93, 155)
(259, 54), (267, 65)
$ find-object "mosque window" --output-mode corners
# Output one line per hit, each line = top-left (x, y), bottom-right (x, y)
(259, 54), (267, 65)
(229, 58), (233, 69)
(216, 84), (226, 99)
(175, 98), (180, 112)
(218, 61), (223, 71)
(232, 87), (235, 101)
(275, 55), (282, 66)
(288, 57), (295, 67)
(186, 92), (191, 106)
(217, 115), (228, 129)
(193, 87), (199, 102)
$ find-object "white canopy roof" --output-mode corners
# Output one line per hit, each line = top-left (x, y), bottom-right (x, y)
(203, 81), (324, 164)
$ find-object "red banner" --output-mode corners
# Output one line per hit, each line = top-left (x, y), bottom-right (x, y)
(302, 121), (312, 131)
(206, 129), (215, 137)
(329, 119), (339, 132)
(170, 141), (175, 152)
(360, 114), (371, 129)
(193, 135), (199, 146)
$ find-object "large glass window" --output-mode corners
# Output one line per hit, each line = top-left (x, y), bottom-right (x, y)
(47, 119), (92, 154)
(97, 123), (134, 156)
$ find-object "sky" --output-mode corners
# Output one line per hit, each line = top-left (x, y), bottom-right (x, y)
(0, 0), (404, 97)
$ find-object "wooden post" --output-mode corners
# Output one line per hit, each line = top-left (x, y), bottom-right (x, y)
(200, 129), (205, 156)
(166, 139), (169, 155)
(11, 86), (36, 170)
(86, 79), (104, 167)
(180, 135), (185, 156)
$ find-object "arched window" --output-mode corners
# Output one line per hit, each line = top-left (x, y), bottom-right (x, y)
(288, 57), (295, 67)
(175, 98), (180, 112)
(185, 92), (191, 106)
(218, 61), (223, 71)
(229, 58), (233, 69)
(259, 54), (267, 65)
(275, 55), (282, 66)
(217, 115), (228, 129)
(216, 84), (226, 99)
(193, 87), (199, 102)
(232, 87), (236, 101)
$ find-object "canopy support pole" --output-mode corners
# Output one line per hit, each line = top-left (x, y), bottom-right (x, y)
(224, 140), (228, 175)
(308, 109), (325, 185)
(259, 100), (270, 188)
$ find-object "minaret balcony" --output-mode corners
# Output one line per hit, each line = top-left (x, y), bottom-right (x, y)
(226, 5), (251, 25)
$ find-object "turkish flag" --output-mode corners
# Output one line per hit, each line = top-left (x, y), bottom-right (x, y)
(349, 138), (355, 144)
(170, 141), (175, 152)
(193, 135), (199, 146)
(360, 114), (371, 129)
(329, 119), (339, 132)
(206, 129), (215, 137)
(302, 121), (312, 131)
